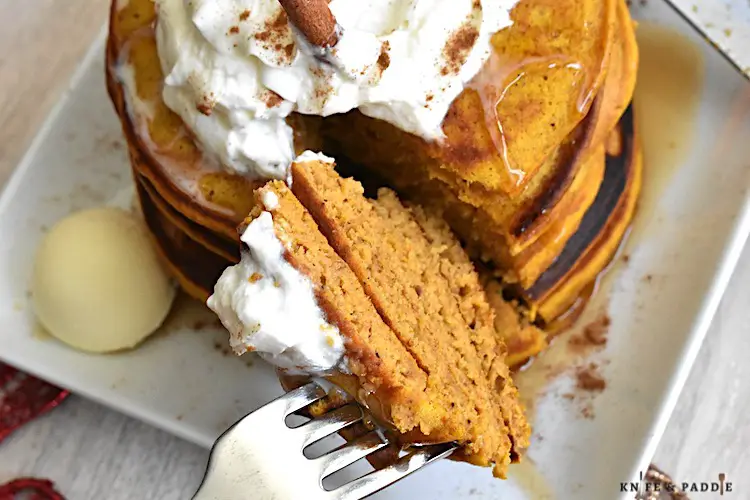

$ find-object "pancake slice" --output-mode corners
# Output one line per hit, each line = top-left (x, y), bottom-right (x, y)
(237, 181), (433, 432)
(210, 155), (530, 478)
(286, 156), (529, 474)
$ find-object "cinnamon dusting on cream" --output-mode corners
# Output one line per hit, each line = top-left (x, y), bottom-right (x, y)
(442, 22), (479, 76)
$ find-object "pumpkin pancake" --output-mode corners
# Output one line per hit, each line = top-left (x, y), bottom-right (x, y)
(108, 0), (641, 356)
(322, 0), (636, 288)
(135, 177), (231, 302)
(324, 0), (617, 194)
(137, 172), (239, 263)
(525, 106), (642, 324)
(107, 0), (323, 240)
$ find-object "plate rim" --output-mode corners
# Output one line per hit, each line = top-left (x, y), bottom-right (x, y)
(624, 197), (750, 497)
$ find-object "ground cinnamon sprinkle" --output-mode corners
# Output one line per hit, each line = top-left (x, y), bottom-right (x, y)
(568, 313), (610, 352)
(254, 31), (271, 42)
(583, 314), (610, 345)
(196, 93), (215, 116)
(262, 91), (284, 108)
(254, 10), (294, 64)
(196, 103), (212, 116)
(254, 10), (289, 41)
(312, 68), (333, 105)
(575, 363), (606, 392)
(377, 41), (391, 73)
(228, 25), (240, 35)
(315, 82), (333, 103)
(441, 22), (479, 76)
(239, 9), (251, 21)
(267, 9), (289, 31)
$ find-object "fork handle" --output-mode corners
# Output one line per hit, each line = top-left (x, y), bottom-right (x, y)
(192, 473), (281, 500)
(192, 456), (287, 500)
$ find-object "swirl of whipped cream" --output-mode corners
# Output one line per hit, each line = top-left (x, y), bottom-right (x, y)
(155, 0), (517, 180)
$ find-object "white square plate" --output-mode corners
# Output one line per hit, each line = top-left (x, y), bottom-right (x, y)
(2, 2), (749, 498)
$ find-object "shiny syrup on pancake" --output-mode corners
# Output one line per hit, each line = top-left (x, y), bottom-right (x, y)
(509, 23), (705, 496)
(525, 22), (704, 342)
(468, 52), (598, 194)
(516, 23), (705, 385)
(466, 0), (611, 198)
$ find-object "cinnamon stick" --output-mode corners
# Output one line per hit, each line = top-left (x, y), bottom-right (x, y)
(278, 0), (339, 48)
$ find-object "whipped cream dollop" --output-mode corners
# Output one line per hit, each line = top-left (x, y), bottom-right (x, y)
(207, 209), (346, 373)
(155, 0), (517, 179)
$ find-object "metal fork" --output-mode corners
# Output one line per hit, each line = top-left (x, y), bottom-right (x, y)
(193, 382), (457, 500)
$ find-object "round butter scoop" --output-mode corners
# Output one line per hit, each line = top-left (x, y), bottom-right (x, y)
(32, 207), (176, 353)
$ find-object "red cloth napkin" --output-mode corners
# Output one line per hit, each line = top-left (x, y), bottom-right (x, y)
(0, 478), (64, 500)
(0, 363), (68, 499)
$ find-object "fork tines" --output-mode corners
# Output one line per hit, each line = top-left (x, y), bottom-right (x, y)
(280, 382), (457, 499)
(195, 382), (456, 500)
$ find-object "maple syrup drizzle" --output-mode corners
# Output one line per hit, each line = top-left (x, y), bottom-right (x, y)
(467, 51), (599, 192)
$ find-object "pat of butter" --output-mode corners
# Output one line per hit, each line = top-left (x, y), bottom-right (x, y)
(32, 207), (176, 353)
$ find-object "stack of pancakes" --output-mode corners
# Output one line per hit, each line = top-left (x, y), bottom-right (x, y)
(106, 0), (641, 366)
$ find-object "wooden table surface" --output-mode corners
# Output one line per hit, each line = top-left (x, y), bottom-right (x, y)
(1, 1), (749, 498)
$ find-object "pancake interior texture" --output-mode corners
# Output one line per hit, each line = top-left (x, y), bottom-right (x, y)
(221, 160), (529, 477)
